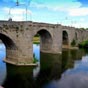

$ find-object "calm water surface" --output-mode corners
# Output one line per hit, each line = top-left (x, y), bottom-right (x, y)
(0, 44), (88, 88)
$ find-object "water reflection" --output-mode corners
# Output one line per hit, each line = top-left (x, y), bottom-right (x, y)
(2, 53), (62, 88)
(48, 55), (88, 88)
(62, 49), (85, 73)
(0, 44), (6, 85)
(3, 64), (35, 88)
(40, 49), (86, 88)
(1, 44), (88, 88)
(33, 44), (40, 61)
(35, 53), (62, 88)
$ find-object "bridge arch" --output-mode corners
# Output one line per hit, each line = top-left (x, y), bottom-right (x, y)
(0, 33), (17, 63)
(0, 33), (17, 49)
(62, 30), (69, 45)
(33, 29), (53, 53)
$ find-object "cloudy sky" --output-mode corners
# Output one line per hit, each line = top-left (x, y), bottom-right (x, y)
(0, 0), (88, 28)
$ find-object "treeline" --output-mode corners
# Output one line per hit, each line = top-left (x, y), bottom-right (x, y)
(79, 28), (88, 30)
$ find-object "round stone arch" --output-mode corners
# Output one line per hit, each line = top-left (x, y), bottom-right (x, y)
(0, 33), (17, 63)
(33, 28), (53, 53)
(33, 27), (53, 38)
(62, 30), (69, 45)
(0, 33), (17, 49)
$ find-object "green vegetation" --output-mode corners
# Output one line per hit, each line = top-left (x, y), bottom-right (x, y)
(78, 40), (88, 48)
(79, 28), (88, 30)
(71, 39), (76, 46)
(33, 36), (40, 44)
(33, 54), (38, 63)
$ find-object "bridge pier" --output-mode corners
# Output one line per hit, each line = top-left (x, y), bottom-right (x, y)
(3, 32), (36, 66)
(4, 48), (36, 66)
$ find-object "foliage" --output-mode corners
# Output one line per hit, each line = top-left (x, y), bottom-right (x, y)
(33, 36), (40, 44)
(78, 40), (88, 48)
(33, 42), (40, 44)
(71, 39), (76, 46)
(86, 28), (88, 30)
(33, 54), (38, 63)
(79, 28), (88, 30)
(80, 28), (85, 30)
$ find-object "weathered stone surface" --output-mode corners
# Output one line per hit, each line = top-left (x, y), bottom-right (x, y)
(0, 21), (88, 65)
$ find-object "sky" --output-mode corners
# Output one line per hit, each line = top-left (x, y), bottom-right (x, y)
(0, 0), (88, 28)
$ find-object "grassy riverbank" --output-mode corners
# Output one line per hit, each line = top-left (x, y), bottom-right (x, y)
(33, 37), (40, 44)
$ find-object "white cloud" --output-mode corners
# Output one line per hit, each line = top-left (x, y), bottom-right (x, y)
(69, 21), (88, 28)
(30, 2), (46, 9)
(12, 15), (24, 21)
(3, 7), (32, 15)
(2, 7), (32, 21)
(30, 0), (81, 11)
(29, 0), (88, 17)
(68, 7), (88, 16)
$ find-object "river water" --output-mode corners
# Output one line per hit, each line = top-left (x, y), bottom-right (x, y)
(0, 44), (88, 88)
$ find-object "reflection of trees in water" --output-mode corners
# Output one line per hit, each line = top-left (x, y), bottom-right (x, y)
(2, 49), (86, 88)
(62, 49), (86, 73)
(35, 50), (85, 88)
(83, 49), (88, 54)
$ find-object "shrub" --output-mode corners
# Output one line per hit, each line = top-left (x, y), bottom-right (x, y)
(33, 54), (38, 63)
(78, 40), (88, 48)
(71, 39), (76, 46)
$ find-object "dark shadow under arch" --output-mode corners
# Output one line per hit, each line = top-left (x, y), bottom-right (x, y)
(0, 33), (17, 49)
(37, 29), (52, 45)
(62, 31), (69, 45)
(33, 29), (53, 53)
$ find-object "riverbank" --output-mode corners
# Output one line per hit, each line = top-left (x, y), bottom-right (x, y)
(62, 45), (78, 50)
(33, 37), (79, 50)
(33, 37), (40, 44)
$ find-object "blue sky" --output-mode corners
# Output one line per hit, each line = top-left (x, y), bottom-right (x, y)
(0, 0), (88, 28)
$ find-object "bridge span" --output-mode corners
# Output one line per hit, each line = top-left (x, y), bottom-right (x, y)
(0, 21), (88, 65)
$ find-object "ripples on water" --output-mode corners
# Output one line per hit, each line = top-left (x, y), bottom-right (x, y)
(0, 44), (88, 88)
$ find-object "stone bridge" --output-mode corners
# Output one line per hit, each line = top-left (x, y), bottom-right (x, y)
(0, 21), (88, 65)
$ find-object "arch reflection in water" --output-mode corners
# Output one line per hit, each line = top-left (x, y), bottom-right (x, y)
(3, 64), (35, 88)
(2, 53), (62, 88)
(34, 48), (85, 85)
(35, 52), (62, 88)
(2, 44), (87, 88)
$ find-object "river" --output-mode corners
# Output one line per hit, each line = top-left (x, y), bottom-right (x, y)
(0, 44), (88, 88)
